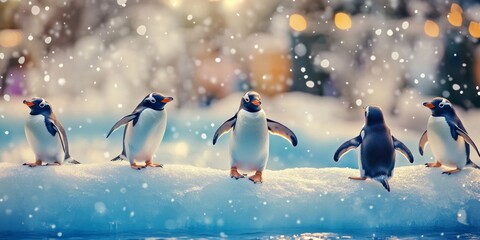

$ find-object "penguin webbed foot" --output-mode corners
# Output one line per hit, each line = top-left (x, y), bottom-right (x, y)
(425, 162), (442, 168)
(230, 167), (245, 179)
(442, 168), (461, 175)
(130, 163), (146, 170)
(23, 163), (41, 167)
(348, 176), (367, 180)
(23, 160), (43, 167)
(46, 162), (61, 166)
(248, 171), (263, 184)
(145, 161), (163, 168)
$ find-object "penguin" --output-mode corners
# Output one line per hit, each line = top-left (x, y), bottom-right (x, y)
(212, 91), (298, 183)
(333, 106), (414, 192)
(23, 98), (79, 167)
(106, 93), (173, 170)
(419, 97), (480, 174)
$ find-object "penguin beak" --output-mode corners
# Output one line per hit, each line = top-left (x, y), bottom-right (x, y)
(23, 100), (34, 107)
(252, 99), (261, 106)
(161, 97), (173, 103)
(423, 102), (435, 109)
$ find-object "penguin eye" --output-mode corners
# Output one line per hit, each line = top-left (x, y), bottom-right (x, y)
(39, 102), (45, 108)
(244, 96), (250, 102)
(150, 99), (156, 104)
(439, 103), (444, 108)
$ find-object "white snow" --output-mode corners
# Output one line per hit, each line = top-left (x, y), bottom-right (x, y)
(0, 162), (479, 234)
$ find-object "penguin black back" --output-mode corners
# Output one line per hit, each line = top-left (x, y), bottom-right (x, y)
(334, 106), (414, 192)
(361, 106), (395, 178)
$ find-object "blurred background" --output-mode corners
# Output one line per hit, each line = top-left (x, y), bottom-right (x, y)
(2, 0), (480, 108)
(2, 0), (480, 170)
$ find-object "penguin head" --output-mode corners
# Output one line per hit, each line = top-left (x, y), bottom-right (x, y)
(23, 98), (52, 115)
(240, 91), (262, 112)
(423, 97), (455, 117)
(364, 106), (385, 125)
(141, 92), (173, 110)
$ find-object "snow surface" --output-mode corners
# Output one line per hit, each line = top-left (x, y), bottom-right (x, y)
(0, 162), (479, 235)
(2, 92), (480, 236)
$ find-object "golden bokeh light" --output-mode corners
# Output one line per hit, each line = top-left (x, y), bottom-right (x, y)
(451, 3), (463, 13)
(469, 21), (480, 38)
(0, 29), (23, 48)
(289, 14), (307, 32)
(447, 3), (463, 27)
(424, 20), (440, 37)
(334, 12), (352, 30)
(447, 11), (462, 27)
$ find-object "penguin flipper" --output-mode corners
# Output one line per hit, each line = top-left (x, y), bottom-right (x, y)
(213, 114), (237, 145)
(106, 114), (138, 138)
(111, 154), (126, 161)
(48, 116), (72, 160)
(456, 126), (480, 157)
(468, 160), (480, 169)
(333, 135), (362, 162)
(393, 136), (414, 163)
(418, 130), (428, 156)
(267, 118), (298, 146)
(111, 122), (129, 162)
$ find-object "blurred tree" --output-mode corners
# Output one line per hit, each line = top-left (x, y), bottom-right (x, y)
(434, 0), (480, 109)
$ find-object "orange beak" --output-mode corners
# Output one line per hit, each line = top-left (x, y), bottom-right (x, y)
(251, 99), (260, 106)
(23, 100), (34, 107)
(423, 102), (435, 109)
(161, 97), (173, 103)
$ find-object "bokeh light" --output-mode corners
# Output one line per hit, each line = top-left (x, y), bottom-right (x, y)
(0, 29), (22, 48)
(289, 14), (307, 32)
(451, 3), (463, 13)
(469, 21), (480, 38)
(424, 20), (440, 37)
(334, 12), (352, 30)
(447, 11), (462, 27)
(447, 3), (463, 27)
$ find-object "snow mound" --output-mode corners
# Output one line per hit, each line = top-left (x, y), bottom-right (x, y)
(0, 163), (479, 235)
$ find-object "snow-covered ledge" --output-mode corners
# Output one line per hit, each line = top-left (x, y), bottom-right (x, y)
(0, 163), (479, 234)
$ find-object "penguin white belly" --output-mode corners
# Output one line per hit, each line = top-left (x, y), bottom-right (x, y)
(24, 115), (64, 163)
(125, 109), (167, 163)
(427, 116), (466, 168)
(229, 109), (269, 171)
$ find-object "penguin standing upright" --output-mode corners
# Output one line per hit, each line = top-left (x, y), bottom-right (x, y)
(419, 97), (480, 174)
(212, 91), (298, 183)
(106, 93), (173, 170)
(334, 106), (414, 192)
(23, 98), (79, 167)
